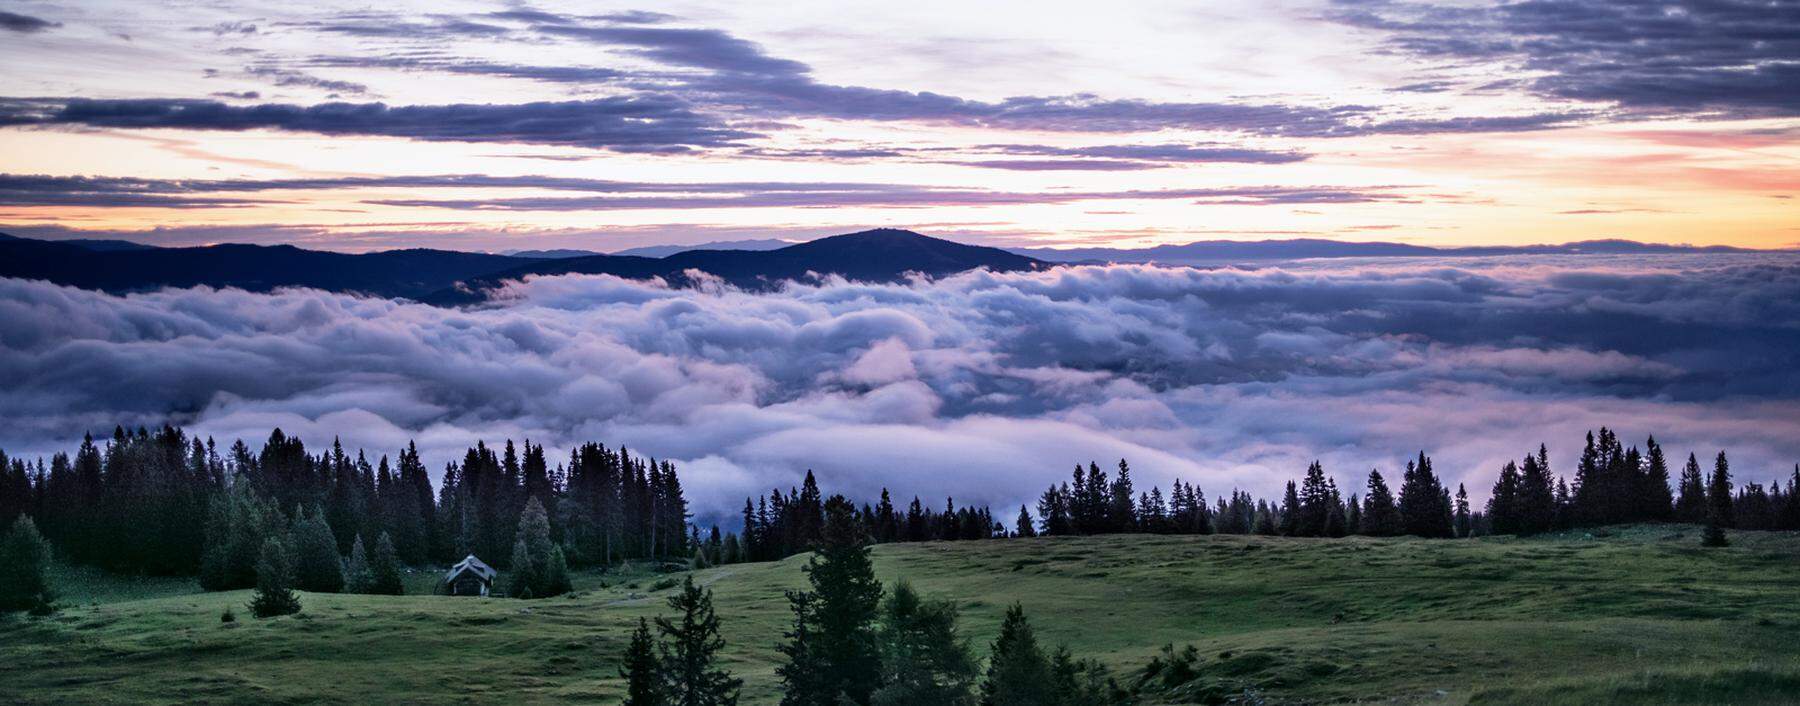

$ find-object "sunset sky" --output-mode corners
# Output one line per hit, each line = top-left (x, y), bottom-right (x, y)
(1, 0), (1795, 252)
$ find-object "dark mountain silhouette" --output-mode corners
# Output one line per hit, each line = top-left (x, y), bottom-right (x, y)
(422, 229), (1044, 305)
(0, 228), (1043, 304)
(504, 248), (604, 259)
(0, 235), (530, 299)
(610, 238), (795, 258)
(1011, 238), (1766, 264)
(0, 233), (159, 252)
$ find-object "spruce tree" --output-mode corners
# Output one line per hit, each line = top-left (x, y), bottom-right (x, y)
(1517, 446), (1558, 535)
(369, 532), (405, 595)
(622, 618), (667, 706)
(657, 576), (741, 706)
(1454, 484), (1471, 538)
(1014, 506), (1036, 538)
(343, 535), (374, 593)
(1488, 461), (1520, 535)
(1641, 437), (1675, 521)
(249, 538), (301, 618)
(1397, 453), (1452, 538)
(980, 604), (1055, 706)
(542, 545), (573, 597)
(1252, 502), (1279, 535)
(1675, 453), (1708, 524)
(1708, 452), (1735, 529)
(1278, 481), (1301, 536)
(777, 496), (883, 705)
(1360, 470), (1400, 536)
(873, 581), (978, 706)
(199, 479), (281, 591)
(721, 534), (741, 565)
(1323, 490), (1348, 538)
(0, 516), (55, 614)
(507, 497), (567, 598)
(1297, 462), (1332, 537)
(291, 507), (345, 593)
(507, 537), (536, 599)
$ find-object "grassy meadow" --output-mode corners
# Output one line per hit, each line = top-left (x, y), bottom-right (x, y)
(4, 525), (1799, 704)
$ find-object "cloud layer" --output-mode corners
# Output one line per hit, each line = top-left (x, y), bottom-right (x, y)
(4, 255), (1799, 524)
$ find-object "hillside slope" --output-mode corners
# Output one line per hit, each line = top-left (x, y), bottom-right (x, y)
(4, 527), (1798, 704)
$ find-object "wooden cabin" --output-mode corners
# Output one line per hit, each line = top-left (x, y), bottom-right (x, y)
(443, 555), (496, 596)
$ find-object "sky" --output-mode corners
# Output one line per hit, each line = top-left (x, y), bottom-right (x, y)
(0, 0), (1796, 253)
(4, 255), (1799, 523)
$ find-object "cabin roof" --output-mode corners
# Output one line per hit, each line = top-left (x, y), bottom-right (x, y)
(444, 554), (496, 583)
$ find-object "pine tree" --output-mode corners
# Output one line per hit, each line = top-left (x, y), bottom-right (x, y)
(1675, 453), (1707, 524)
(343, 535), (374, 593)
(721, 533), (741, 565)
(1277, 481), (1301, 536)
(507, 497), (567, 598)
(1488, 461), (1521, 535)
(1014, 506), (1036, 538)
(873, 581), (977, 706)
(249, 538), (301, 618)
(1707, 452), (1734, 529)
(1641, 437), (1675, 521)
(0, 516), (55, 614)
(1252, 501), (1279, 535)
(1360, 470), (1400, 536)
(657, 576), (741, 706)
(1049, 646), (1124, 706)
(200, 477), (282, 591)
(507, 537), (535, 599)
(1517, 446), (1558, 535)
(1108, 460), (1136, 532)
(1785, 466), (1800, 531)
(1036, 485), (1070, 536)
(980, 603), (1056, 706)
(369, 532), (405, 595)
(1397, 453), (1452, 538)
(1454, 484), (1471, 538)
(1297, 462), (1332, 537)
(777, 496), (883, 705)
(1702, 486), (1731, 548)
(622, 618), (667, 706)
(291, 507), (345, 593)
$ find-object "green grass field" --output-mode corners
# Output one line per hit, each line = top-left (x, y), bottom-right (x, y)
(5, 525), (1799, 704)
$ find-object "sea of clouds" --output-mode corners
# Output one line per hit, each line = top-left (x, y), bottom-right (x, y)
(4, 254), (1799, 524)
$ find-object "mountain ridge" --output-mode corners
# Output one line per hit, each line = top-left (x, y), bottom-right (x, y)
(421, 228), (1044, 305)
(0, 229), (1044, 304)
(1009, 237), (1774, 264)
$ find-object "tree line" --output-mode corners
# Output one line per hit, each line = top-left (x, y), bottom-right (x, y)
(734, 471), (1002, 565)
(0, 427), (698, 583)
(3, 423), (1798, 618)
(1020, 430), (1799, 542)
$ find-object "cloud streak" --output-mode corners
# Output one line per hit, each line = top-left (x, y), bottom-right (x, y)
(0, 173), (1407, 211)
(0, 97), (755, 152)
(3, 255), (1798, 522)
(1333, 0), (1800, 118)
